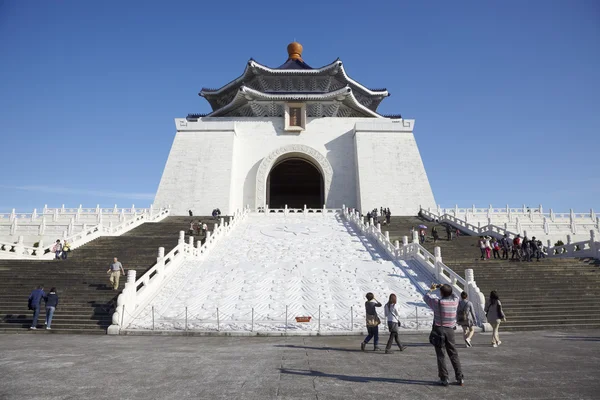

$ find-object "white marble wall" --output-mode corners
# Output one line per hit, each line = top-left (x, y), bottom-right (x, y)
(154, 117), (436, 216)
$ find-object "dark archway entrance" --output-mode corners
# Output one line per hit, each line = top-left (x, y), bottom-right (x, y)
(267, 158), (323, 209)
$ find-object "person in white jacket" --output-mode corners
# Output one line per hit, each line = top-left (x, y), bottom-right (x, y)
(384, 293), (407, 354)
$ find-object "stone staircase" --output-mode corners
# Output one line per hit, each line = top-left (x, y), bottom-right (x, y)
(381, 215), (600, 331)
(0, 216), (215, 334)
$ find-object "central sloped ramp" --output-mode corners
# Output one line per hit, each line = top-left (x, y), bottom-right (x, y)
(126, 213), (435, 333)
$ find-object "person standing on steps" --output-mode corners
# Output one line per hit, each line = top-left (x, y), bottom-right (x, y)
(446, 224), (452, 241)
(478, 237), (486, 260)
(384, 293), (407, 353)
(28, 285), (45, 330)
(107, 257), (125, 291)
(361, 292), (382, 351)
(188, 209), (193, 217)
(52, 239), (62, 260)
(457, 291), (477, 347)
(424, 284), (464, 386)
(432, 226), (439, 243)
(501, 234), (511, 260)
(485, 291), (506, 347)
(61, 239), (70, 260)
(44, 287), (59, 330)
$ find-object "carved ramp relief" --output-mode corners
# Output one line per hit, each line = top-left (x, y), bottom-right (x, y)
(256, 144), (333, 208)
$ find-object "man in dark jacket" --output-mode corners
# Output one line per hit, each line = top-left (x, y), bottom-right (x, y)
(44, 288), (59, 330)
(28, 285), (45, 330)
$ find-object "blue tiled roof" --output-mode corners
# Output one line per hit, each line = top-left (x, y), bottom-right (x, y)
(276, 58), (313, 70)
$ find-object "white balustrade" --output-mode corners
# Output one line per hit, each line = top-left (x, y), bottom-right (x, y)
(109, 207), (251, 334)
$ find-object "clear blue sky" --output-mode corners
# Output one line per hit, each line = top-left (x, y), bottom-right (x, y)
(1, 0), (598, 213)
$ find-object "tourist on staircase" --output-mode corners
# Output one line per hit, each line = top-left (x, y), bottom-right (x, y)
(189, 220), (196, 236)
(432, 226), (439, 243)
(28, 285), (45, 330)
(484, 237), (492, 260)
(531, 237), (540, 261)
(423, 284), (464, 386)
(106, 257), (126, 291)
(52, 239), (62, 260)
(44, 287), (59, 330)
(522, 237), (532, 262)
(384, 294), (407, 353)
(446, 224), (452, 241)
(360, 292), (382, 351)
(512, 235), (522, 261)
(457, 291), (477, 347)
(492, 238), (501, 259)
(485, 291), (506, 347)
(61, 240), (70, 260)
(478, 237), (486, 260)
(501, 234), (511, 260)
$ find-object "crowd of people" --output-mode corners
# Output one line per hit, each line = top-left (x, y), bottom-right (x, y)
(361, 286), (506, 386)
(365, 207), (392, 225)
(477, 234), (546, 262)
(188, 220), (209, 237)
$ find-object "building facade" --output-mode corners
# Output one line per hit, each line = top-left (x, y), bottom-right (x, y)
(155, 43), (436, 215)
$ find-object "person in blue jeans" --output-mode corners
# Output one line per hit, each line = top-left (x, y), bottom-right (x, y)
(44, 288), (59, 330)
(361, 292), (382, 351)
(28, 285), (45, 330)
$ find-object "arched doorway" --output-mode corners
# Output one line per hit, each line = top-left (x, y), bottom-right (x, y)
(267, 158), (324, 208)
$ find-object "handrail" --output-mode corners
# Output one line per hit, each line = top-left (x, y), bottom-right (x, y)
(341, 207), (489, 329)
(0, 207), (171, 259)
(109, 207), (250, 334)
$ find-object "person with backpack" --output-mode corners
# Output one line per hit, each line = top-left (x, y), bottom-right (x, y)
(28, 285), (45, 330)
(485, 291), (506, 347)
(384, 293), (408, 354)
(512, 235), (521, 260)
(457, 292), (477, 347)
(44, 287), (59, 330)
(360, 292), (382, 351)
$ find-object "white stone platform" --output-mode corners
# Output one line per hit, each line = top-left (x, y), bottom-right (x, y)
(126, 213), (434, 332)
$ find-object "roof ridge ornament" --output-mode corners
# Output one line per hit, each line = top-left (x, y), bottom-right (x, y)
(287, 42), (303, 61)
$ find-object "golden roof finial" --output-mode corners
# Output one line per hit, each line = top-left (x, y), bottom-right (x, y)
(287, 42), (303, 61)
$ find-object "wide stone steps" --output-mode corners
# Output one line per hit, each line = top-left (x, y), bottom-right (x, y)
(386, 216), (600, 332)
(0, 216), (215, 334)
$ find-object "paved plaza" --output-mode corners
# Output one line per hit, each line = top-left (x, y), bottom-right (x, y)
(0, 330), (598, 399)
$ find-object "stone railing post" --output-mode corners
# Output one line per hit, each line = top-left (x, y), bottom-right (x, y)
(39, 216), (46, 235)
(516, 217), (521, 234)
(547, 240), (552, 256)
(284, 204), (288, 215)
(412, 230), (419, 244)
(53, 209), (58, 222)
(31, 209), (37, 222)
(543, 217), (549, 234)
(591, 208), (596, 222)
(465, 268), (489, 331)
(589, 230), (597, 258)
(15, 236), (24, 255)
(385, 231), (390, 241)
(178, 231), (185, 245)
(567, 235), (572, 245)
(434, 246), (442, 281)
(376, 223), (381, 233)
(402, 236), (409, 246)
(188, 236), (194, 252)
(10, 218), (17, 235)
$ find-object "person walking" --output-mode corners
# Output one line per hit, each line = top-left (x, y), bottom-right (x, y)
(492, 238), (500, 259)
(484, 237), (492, 260)
(106, 257), (125, 291)
(361, 292), (382, 351)
(28, 285), (45, 330)
(419, 228), (426, 244)
(423, 284), (464, 386)
(457, 291), (477, 347)
(501, 234), (511, 260)
(485, 291), (506, 347)
(384, 294), (407, 353)
(52, 239), (62, 260)
(44, 287), (59, 330)
(432, 226), (439, 243)
(446, 224), (452, 241)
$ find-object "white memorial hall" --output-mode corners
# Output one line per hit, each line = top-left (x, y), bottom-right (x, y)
(154, 42), (436, 216)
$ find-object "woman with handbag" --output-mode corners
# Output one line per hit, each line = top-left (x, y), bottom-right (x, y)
(457, 291), (477, 347)
(485, 290), (506, 347)
(361, 292), (382, 351)
(384, 293), (407, 353)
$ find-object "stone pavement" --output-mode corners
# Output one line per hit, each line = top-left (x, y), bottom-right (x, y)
(0, 330), (598, 400)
